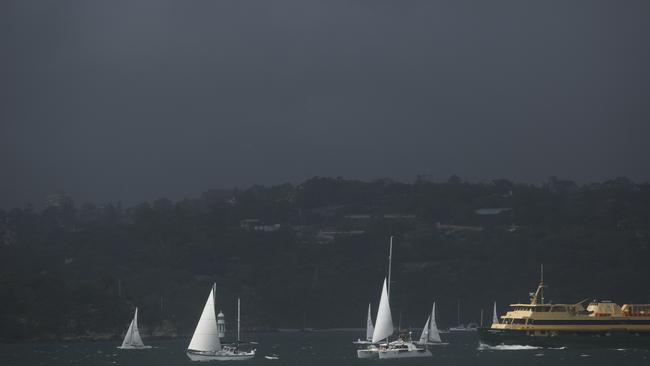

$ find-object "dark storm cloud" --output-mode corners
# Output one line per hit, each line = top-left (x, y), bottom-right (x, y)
(2, 0), (649, 208)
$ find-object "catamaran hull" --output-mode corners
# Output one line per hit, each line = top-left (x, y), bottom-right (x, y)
(378, 349), (432, 359)
(186, 351), (255, 361)
(478, 328), (650, 348)
(357, 349), (379, 358)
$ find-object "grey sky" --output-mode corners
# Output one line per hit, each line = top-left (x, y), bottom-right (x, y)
(2, 0), (649, 209)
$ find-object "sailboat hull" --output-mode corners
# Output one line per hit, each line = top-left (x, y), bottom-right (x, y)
(378, 349), (432, 359)
(118, 345), (152, 350)
(187, 350), (255, 361)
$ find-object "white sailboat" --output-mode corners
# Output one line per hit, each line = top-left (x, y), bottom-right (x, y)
(372, 288), (432, 359)
(118, 307), (151, 349)
(357, 279), (393, 358)
(374, 241), (431, 359)
(418, 302), (447, 346)
(376, 280), (431, 359)
(357, 278), (391, 359)
(357, 237), (394, 359)
(186, 285), (256, 361)
(492, 301), (499, 325)
(353, 303), (374, 345)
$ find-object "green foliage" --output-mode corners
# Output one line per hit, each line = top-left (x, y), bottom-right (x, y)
(0, 176), (649, 341)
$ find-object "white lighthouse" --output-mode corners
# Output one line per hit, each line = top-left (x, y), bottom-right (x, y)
(217, 310), (226, 338)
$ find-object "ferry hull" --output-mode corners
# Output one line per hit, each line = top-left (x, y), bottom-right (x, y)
(478, 327), (650, 348)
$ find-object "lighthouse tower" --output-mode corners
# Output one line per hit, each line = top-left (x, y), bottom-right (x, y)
(217, 310), (226, 338)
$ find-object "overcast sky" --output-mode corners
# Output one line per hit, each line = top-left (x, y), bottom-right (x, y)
(2, 0), (649, 209)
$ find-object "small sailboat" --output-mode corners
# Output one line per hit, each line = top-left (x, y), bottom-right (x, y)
(353, 303), (374, 345)
(186, 285), (256, 361)
(449, 299), (477, 332)
(418, 302), (448, 346)
(118, 307), (152, 349)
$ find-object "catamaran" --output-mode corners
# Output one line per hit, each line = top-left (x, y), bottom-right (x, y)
(418, 302), (448, 346)
(374, 279), (431, 359)
(356, 236), (432, 359)
(356, 237), (394, 359)
(187, 285), (256, 361)
(118, 307), (152, 349)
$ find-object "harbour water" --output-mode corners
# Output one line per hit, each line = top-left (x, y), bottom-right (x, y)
(1, 331), (648, 366)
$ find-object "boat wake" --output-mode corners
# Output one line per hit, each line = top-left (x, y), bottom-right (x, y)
(478, 343), (541, 351)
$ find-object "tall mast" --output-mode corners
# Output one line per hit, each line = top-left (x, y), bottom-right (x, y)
(213, 283), (216, 310)
(237, 298), (241, 343)
(387, 236), (393, 297)
(530, 265), (546, 305)
(457, 299), (461, 326)
(539, 264), (544, 304)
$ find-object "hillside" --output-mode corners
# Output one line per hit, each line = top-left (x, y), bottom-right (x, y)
(1, 176), (649, 341)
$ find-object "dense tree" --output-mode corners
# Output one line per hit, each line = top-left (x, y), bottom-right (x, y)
(0, 176), (649, 341)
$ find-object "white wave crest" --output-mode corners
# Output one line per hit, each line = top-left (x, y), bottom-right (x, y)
(478, 342), (541, 351)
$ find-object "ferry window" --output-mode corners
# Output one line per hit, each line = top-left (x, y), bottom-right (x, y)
(551, 306), (566, 312)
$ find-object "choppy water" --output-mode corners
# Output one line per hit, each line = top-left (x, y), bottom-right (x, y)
(1, 332), (649, 366)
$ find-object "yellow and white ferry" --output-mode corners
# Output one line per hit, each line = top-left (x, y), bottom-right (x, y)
(478, 269), (650, 348)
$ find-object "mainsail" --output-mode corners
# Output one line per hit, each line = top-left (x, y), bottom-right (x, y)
(429, 302), (442, 343)
(366, 303), (374, 341)
(188, 284), (221, 352)
(121, 307), (145, 348)
(419, 302), (442, 344)
(492, 302), (499, 324)
(371, 278), (393, 343)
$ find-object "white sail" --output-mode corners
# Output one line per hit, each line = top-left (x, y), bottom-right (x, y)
(492, 302), (499, 324)
(366, 303), (374, 341)
(120, 307), (146, 348)
(371, 278), (393, 343)
(418, 316), (430, 344)
(429, 302), (441, 343)
(188, 285), (221, 352)
(121, 319), (135, 347)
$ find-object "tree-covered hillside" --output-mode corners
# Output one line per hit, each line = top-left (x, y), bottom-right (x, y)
(1, 176), (649, 341)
